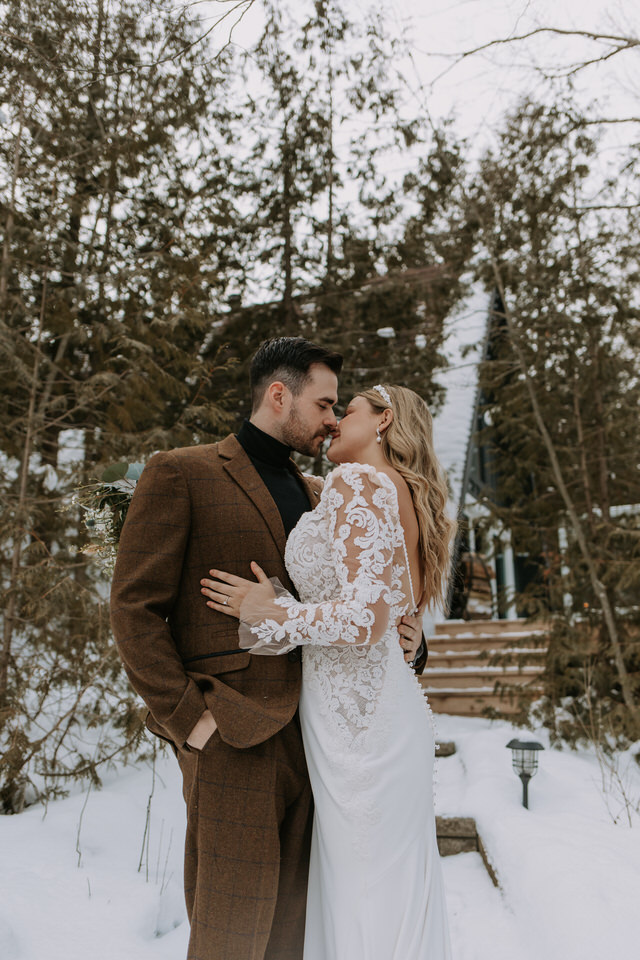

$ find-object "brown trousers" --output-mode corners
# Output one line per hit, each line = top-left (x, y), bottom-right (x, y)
(177, 715), (313, 960)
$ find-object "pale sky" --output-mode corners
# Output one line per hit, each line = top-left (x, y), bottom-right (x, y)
(383, 0), (639, 146)
(204, 0), (639, 150)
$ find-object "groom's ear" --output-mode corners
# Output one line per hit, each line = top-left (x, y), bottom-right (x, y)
(266, 380), (289, 413)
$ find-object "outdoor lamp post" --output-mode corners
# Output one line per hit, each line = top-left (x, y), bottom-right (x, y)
(506, 739), (544, 809)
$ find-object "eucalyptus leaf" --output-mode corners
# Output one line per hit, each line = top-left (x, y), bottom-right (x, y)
(101, 462), (129, 482)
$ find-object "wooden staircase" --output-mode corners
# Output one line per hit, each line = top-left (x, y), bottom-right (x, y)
(420, 619), (549, 717)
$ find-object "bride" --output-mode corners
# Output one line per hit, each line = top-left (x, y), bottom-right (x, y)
(201, 384), (454, 960)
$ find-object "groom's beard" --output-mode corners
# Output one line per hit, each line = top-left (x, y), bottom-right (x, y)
(281, 404), (329, 458)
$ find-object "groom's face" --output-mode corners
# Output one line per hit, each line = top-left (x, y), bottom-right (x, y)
(281, 363), (339, 457)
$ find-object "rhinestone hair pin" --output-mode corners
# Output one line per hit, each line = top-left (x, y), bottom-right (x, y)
(372, 384), (392, 407)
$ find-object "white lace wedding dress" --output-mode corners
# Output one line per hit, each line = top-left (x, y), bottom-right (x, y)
(240, 463), (452, 960)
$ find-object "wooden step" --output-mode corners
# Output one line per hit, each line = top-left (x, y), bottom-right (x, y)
(429, 634), (547, 654)
(436, 816), (478, 856)
(427, 648), (546, 669)
(424, 666), (543, 689)
(423, 685), (543, 717)
(430, 635), (530, 648)
(434, 618), (548, 637)
(422, 620), (548, 716)
(435, 816), (499, 886)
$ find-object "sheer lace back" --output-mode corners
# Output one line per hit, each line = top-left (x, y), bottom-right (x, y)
(239, 462), (419, 743)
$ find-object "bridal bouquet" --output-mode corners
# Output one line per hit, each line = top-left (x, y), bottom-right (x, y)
(74, 461), (144, 574)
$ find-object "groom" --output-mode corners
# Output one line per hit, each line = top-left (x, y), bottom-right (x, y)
(110, 337), (425, 960)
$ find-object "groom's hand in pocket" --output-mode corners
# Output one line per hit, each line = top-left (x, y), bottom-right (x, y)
(186, 709), (218, 751)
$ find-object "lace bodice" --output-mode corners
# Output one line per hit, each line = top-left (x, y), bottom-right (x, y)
(238, 462), (420, 741)
(239, 463), (416, 646)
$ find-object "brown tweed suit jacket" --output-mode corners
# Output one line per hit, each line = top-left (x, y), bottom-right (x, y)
(110, 434), (323, 750)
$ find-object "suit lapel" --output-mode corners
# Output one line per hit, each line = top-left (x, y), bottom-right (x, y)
(218, 435), (287, 556)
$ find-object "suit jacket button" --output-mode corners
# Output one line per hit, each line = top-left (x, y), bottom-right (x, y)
(287, 649), (301, 663)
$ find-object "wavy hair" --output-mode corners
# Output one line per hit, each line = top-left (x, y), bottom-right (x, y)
(359, 385), (456, 611)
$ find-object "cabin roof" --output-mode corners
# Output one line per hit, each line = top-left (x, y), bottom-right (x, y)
(431, 283), (490, 508)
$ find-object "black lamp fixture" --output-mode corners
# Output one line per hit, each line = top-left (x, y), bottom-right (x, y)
(506, 739), (544, 809)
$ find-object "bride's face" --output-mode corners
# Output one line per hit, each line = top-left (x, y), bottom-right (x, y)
(327, 396), (379, 464)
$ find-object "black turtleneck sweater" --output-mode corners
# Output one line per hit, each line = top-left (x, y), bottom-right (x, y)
(237, 420), (313, 538)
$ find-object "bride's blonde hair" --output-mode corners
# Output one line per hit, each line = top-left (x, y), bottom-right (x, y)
(359, 384), (456, 610)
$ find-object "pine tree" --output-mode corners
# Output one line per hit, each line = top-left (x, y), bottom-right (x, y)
(468, 98), (640, 740)
(0, 0), (240, 809)
(204, 2), (471, 434)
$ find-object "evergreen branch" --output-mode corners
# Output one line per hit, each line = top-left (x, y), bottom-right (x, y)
(4, 649), (116, 768)
(2, 2), (257, 94)
(574, 204), (640, 211)
(488, 274), (638, 720)
(0, 30), (58, 67)
(37, 732), (146, 780)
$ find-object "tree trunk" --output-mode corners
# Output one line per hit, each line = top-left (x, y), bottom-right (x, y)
(0, 276), (47, 700)
(591, 354), (611, 522)
(0, 91), (25, 319)
(572, 385), (595, 534)
(326, 59), (335, 286)
(490, 262), (637, 720)
(281, 119), (296, 333)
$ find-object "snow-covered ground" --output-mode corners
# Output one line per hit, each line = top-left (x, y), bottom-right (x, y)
(2, 715), (639, 960)
(435, 715), (640, 960)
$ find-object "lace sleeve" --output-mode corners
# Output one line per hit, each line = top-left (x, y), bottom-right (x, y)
(239, 464), (401, 652)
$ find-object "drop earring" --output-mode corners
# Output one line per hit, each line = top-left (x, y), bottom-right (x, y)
(376, 427), (382, 444)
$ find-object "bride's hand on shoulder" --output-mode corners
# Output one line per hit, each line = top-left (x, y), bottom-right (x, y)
(200, 562), (275, 619)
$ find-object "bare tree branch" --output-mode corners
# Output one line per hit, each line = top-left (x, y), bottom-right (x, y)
(1, 0), (258, 86)
(418, 25), (639, 101)
(425, 27), (639, 64)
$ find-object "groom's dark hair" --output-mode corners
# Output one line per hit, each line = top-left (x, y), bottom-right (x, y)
(250, 337), (343, 411)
